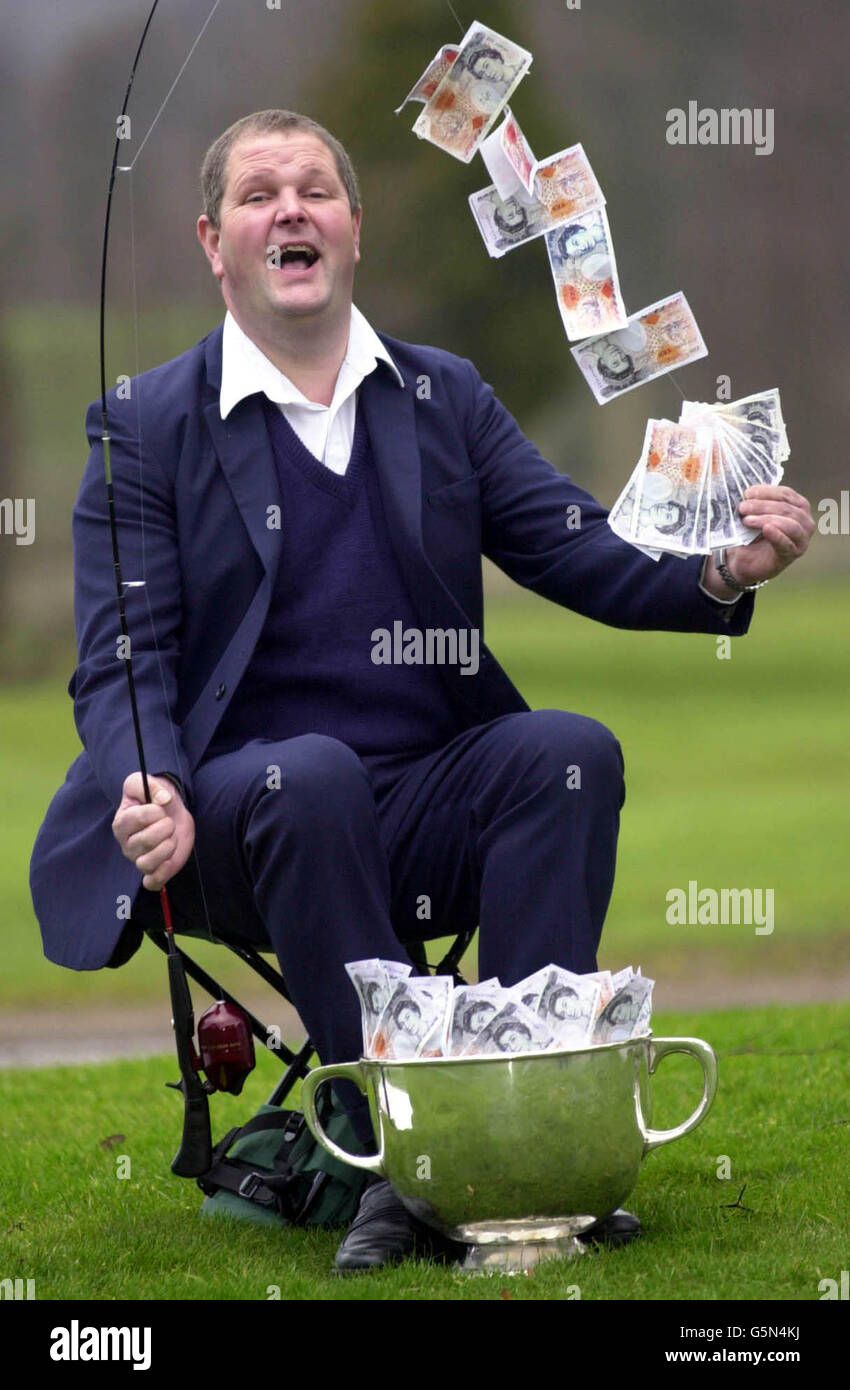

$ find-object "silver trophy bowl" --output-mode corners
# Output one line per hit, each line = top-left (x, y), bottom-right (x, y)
(301, 1033), (717, 1272)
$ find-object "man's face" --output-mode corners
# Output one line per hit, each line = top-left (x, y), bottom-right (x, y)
(197, 130), (361, 333)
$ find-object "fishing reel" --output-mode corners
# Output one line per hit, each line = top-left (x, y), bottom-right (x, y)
(196, 1000), (256, 1095)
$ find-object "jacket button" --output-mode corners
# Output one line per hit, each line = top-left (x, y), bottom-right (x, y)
(215, 683), (227, 699)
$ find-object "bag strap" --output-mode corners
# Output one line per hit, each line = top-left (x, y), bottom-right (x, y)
(197, 1107), (334, 1222)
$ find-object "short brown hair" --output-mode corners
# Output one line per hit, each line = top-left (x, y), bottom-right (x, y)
(200, 109), (361, 228)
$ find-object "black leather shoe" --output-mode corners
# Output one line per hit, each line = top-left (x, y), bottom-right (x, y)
(577, 1208), (641, 1248)
(333, 1179), (466, 1273)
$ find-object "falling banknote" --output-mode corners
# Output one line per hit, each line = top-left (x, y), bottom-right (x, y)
(479, 106), (537, 199)
(469, 141), (606, 258)
(406, 21), (533, 163)
(394, 44), (461, 114)
(545, 206), (628, 339)
(571, 292), (708, 403)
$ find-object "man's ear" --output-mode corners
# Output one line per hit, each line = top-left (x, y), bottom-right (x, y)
(352, 207), (362, 264)
(197, 214), (223, 278)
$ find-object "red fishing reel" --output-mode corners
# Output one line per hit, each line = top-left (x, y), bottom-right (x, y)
(196, 1000), (255, 1095)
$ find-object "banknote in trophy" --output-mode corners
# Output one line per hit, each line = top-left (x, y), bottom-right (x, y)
(371, 976), (454, 1059)
(347, 960), (655, 1057)
(592, 976), (654, 1044)
(536, 966), (601, 1046)
(449, 980), (512, 1054)
(572, 292), (708, 403)
(464, 999), (555, 1056)
(345, 958), (412, 1053)
(545, 207), (628, 340)
(406, 22), (533, 163)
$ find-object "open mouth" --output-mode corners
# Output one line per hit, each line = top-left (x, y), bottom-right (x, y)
(272, 243), (321, 274)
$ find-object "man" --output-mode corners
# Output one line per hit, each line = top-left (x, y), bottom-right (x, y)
(30, 108), (813, 1273)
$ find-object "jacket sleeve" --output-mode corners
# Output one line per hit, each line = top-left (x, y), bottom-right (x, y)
(69, 396), (194, 810)
(463, 360), (754, 635)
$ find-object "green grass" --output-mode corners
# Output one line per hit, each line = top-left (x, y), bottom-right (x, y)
(1, 1002), (847, 1300)
(4, 573), (848, 1008)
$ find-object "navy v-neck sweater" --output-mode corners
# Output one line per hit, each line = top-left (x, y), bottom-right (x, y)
(208, 396), (464, 761)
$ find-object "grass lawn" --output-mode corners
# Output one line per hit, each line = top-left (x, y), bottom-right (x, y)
(1, 1002), (847, 1302)
(4, 572), (848, 1010)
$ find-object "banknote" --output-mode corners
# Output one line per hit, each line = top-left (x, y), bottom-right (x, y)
(501, 107), (537, 193)
(704, 435), (755, 548)
(715, 388), (789, 460)
(531, 143), (605, 221)
(371, 976), (454, 1059)
(536, 966), (601, 1046)
(682, 392), (788, 484)
(394, 44), (461, 113)
(545, 206), (628, 340)
(607, 458), (664, 560)
(611, 389), (789, 557)
(571, 292), (708, 404)
(582, 970), (614, 1013)
(463, 999), (556, 1056)
(345, 958), (412, 1053)
(468, 184), (551, 257)
(510, 966), (552, 1014)
(469, 142), (604, 258)
(592, 975), (654, 1044)
(630, 419), (713, 555)
(479, 107), (536, 200)
(611, 965), (636, 992)
(449, 980), (509, 1055)
(411, 22), (533, 163)
(718, 415), (784, 487)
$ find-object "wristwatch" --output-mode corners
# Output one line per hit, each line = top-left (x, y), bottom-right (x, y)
(714, 548), (770, 594)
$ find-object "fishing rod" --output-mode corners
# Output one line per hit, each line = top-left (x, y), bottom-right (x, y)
(97, 0), (213, 1177)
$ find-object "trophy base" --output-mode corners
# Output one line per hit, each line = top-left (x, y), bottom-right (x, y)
(451, 1216), (595, 1275)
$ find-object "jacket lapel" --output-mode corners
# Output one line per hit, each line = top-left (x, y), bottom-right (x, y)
(360, 364), (472, 637)
(202, 326), (282, 582)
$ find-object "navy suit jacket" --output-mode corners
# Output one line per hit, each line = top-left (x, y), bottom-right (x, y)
(30, 322), (753, 970)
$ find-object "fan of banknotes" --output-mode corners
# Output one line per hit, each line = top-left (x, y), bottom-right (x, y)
(346, 959), (653, 1061)
(396, 21), (713, 402)
(607, 389), (789, 559)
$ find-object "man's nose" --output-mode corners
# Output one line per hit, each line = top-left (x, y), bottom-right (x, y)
(274, 190), (308, 223)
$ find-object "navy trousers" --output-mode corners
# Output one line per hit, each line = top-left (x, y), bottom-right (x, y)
(134, 710), (625, 1142)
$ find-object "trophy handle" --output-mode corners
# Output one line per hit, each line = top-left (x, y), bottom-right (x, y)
(639, 1036), (718, 1155)
(300, 1061), (385, 1174)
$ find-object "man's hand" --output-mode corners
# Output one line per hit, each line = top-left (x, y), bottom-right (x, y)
(112, 773), (195, 891)
(702, 484), (815, 597)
